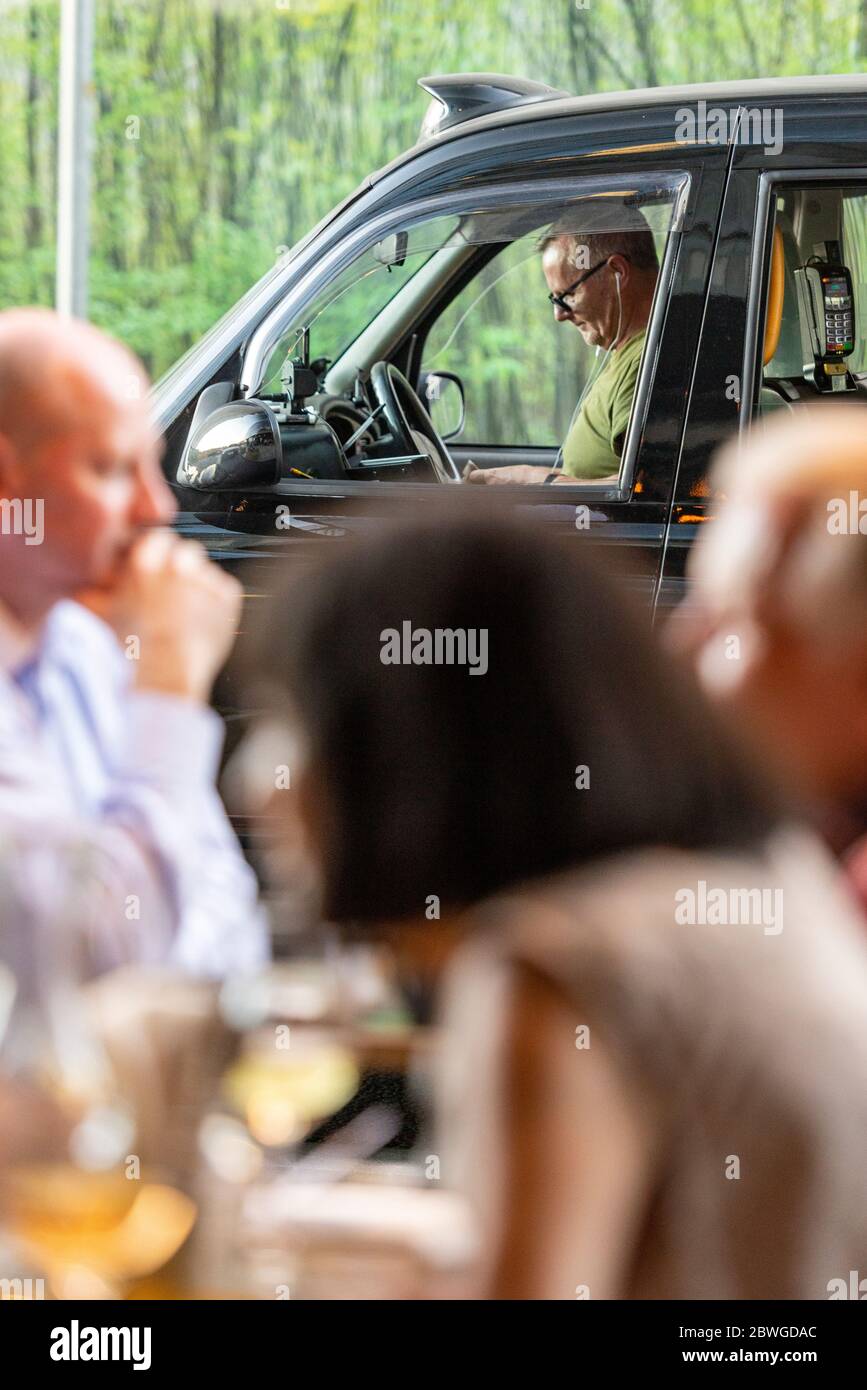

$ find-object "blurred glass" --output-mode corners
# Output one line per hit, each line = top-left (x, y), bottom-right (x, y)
(0, 849), (195, 1298)
(203, 969), (364, 1168)
(220, 1031), (359, 1150)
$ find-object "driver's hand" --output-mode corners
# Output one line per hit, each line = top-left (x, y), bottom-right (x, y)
(463, 463), (549, 485)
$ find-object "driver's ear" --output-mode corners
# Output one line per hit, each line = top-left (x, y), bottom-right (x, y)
(607, 254), (629, 286)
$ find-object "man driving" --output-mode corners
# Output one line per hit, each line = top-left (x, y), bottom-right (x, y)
(464, 205), (659, 485)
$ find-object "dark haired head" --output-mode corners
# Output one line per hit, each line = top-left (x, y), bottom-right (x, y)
(248, 505), (778, 923)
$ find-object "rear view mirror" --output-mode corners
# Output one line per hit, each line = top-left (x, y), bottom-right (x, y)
(420, 370), (465, 441)
(371, 231), (408, 269)
(177, 400), (282, 490)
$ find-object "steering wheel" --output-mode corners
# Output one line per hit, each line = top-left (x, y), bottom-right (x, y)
(368, 361), (461, 483)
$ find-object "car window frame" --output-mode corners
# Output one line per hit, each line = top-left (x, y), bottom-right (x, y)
(406, 205), (679, 466)
(239, 171), (690, 500)
(742, 168), (867, 429)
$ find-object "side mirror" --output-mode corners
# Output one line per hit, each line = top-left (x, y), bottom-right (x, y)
(420, 370), (465, 441)
(177, 399), (281, 490)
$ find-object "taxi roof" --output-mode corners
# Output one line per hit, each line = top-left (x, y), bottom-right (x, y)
(370, 73), (867, 185)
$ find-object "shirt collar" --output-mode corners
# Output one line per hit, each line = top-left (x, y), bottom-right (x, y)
(0, 597), (41, 677)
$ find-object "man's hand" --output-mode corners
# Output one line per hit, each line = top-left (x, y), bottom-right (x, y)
(463, 463), (550, 486)
(79, 532), (243, 704)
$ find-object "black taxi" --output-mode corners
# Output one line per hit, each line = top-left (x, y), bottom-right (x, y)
(152, 71), (867, 613)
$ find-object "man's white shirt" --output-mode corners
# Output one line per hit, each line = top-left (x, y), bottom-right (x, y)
(0, 597), (268, 977)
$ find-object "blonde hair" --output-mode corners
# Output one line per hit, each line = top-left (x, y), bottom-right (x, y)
(692, 403), (867, 647)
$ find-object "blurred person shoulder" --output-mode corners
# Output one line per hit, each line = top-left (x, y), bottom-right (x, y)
(435, 830), (867, 1297)
(446, 827), (867, 1064)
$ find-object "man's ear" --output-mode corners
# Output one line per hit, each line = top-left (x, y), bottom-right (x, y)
(607, 253), (630, 286)
(0, 433), (22, 497)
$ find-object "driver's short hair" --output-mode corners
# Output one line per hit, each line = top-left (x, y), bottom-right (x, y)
(539, 205), (659, 274)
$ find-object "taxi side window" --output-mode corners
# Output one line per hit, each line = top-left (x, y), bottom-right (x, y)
(420, 234), (592, 449)
(761, 186), (867, 413)
(420, 211), (671, 450)
(841, 193), (867, 375)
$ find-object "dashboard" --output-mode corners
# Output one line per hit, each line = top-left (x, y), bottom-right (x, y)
(270, 384), (442, 484)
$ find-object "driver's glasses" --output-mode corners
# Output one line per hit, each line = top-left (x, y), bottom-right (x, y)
(547, 257), (611, 312)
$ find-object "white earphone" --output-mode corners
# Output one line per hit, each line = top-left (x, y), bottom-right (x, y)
(554, 261), (622, 465)
(613, 265), (623, 343)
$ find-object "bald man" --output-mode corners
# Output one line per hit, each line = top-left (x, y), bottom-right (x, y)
(679, 402), (867, 911)
(0, 308), (267, 976)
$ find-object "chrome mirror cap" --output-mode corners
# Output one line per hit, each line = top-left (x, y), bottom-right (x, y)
(177, 399), (282, 490)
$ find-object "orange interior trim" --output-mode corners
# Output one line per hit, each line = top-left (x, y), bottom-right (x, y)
(763, 225), (784, 366)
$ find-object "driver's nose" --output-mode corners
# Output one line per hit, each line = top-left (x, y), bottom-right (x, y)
(553, 303), (571, 323)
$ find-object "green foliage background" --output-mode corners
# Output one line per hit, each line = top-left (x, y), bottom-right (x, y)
(2, 0), (867, 381)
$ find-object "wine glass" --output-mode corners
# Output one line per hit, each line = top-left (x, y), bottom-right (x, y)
(0, 841), (196, 1298)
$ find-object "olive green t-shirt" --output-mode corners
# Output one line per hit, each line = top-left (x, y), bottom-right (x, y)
(561, 329), (647, 479)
